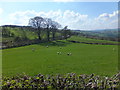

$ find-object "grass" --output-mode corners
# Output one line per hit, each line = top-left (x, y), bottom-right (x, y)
(10, 28), (38, 40)
(2, 27), (62, 41)
(2, 39), (118, 77)
(68, 36), (118, 44)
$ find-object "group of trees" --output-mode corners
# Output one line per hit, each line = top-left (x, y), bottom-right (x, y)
(29, 16), (71, 42)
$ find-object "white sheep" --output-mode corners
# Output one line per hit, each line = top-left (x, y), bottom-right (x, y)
(69, 53), (72, 55)
(57, 52), (61, 55)
(57, 52), (60, 54)
(67, 52), (72, 56)
(113, 48), (115, 51)
(32, 48), (35, 52)
(59, 52), (62, 54)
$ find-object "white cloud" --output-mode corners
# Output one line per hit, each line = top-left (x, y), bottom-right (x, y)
(8, 10), (37, 26)
(0, 8), (3, 15)
(94, 11), (118, 29)
(2, 10), (118, 30)
(97, 11), (118, 20)
(0, 8), (3, 25)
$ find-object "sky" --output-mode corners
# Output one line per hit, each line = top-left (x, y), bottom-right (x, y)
(0, 1), (119, 30)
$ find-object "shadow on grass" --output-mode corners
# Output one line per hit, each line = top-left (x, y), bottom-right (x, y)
(38, 40), (71, 47)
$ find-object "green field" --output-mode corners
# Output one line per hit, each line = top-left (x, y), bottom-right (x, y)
(2, 39), (118, 77)
(68, 36), (118, 44)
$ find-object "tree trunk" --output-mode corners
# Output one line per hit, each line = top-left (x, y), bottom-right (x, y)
(52, 29), (56, 40)
(37, 28), (41, 41)
(47, 28), (50, 41)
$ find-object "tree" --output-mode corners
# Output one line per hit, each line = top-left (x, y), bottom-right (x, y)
(62, 26), (68, 40)
(29, 16), (45, 41)
(62, 26), (71, 40)
(44, 18), (61, 41)
(51, 21), (61, 40)
(44, 18), (53, 41)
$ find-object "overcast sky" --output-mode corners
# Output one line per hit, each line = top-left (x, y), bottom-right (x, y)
(0, 1), (118, 30)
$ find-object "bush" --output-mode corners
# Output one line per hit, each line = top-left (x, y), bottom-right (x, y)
(14, 36), (22, 42)
(2, 72), (120, 89)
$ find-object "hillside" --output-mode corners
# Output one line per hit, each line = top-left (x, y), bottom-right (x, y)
(67, 36), (118, 45)
(72, 29), (119, 41)
(1, 25), (67, 49)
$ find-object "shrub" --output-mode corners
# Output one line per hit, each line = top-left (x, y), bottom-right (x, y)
(2, 72), (120, 89)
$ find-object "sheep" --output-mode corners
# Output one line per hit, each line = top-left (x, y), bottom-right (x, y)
(59, 52), (62, 54)
(32, 48), (35, 52)
(57, 52), (60, 54)
(46, 46), (49, 48)
(57, 52), (61, 55)
(67, 52), (72, 56)
(113, 48), (115, 51)
(67, 53), (70, 56)
(69, 53), (72, 55)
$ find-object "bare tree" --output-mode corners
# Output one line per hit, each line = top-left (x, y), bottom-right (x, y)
(44, 18), (61, 41)
(62, 26), (71, 40)
(29, 16), (45, 41)
(44, 18), (53, 41)
(51, 21), (61, 40)
(62, 26), (68, 40)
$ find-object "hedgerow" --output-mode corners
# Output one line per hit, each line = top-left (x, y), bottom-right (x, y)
(1, 72), (120, 89)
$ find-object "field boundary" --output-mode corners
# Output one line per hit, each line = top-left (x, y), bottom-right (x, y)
(68, 40), (120, 45)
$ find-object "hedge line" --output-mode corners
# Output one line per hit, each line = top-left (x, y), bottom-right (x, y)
(1, 72), (120, 89)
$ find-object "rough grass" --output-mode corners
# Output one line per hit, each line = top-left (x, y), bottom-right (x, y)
(2, 40), (118, 77)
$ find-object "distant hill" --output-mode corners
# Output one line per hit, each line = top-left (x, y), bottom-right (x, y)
(71, 29), (119, 41)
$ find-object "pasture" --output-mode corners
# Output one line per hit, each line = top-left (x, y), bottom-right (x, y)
(68, 36), (118, 44)
(2, 39), (118, 77)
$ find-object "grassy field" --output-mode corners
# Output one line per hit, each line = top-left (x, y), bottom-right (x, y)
(68, 36), (118, 44)
(2, 39), (118, 77)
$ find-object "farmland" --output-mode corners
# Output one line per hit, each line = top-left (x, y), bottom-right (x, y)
(2, 37), (118, 77)
(1, 26), (119, 89)
(1, 2), (120, 89)
(68, 36), (118, 44)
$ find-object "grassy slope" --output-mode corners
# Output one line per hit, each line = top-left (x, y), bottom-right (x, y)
(2, 27), (62, 42)
(68, 36), (118, 44)
(10, 28), (38, 40)
(2, 40), (118, 77)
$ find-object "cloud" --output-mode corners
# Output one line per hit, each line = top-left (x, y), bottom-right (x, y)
(7, 10), (88, 29)
(97, 11), (118, 20)
(0, 8), (3, 15)
(8, 10), (37, 25)
(0, 8), (3, 25)
(3, 10), (118, 30)
(94, 11), (118, 29)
